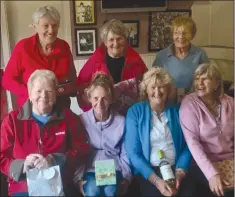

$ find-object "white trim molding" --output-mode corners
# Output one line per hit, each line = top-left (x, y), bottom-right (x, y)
(1, 1), (13, 112)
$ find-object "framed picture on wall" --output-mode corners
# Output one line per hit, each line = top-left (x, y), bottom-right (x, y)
(122, 20), (140, 48)
(75, 28), (97, 56)
(148, 10), (191, 52)
(74, 1), (96, 25)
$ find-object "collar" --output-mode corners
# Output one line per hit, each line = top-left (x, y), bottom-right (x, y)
(17, 100), (65, 122)
(87, 108), (114, 130)
(152, 111), (169, 125)
(32, 33), (62, 56)
(167, 43), (198, 57)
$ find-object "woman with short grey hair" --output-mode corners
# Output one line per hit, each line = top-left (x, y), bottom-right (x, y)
(2, 6), (77, 110)
(0, 69), (90, 196)
(100, 19), (128, 41)
(32, 6), (60, 25)
(27, 69), (58, 92)
(76, 19), (147, 114)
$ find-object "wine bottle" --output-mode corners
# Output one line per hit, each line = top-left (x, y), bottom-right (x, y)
(157, 150), (176, 188)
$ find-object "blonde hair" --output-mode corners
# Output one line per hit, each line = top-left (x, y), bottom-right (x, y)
(100, 19), (128, 41)
(86, 73), (115, 102)
(194, 63), (224, 97)
(171, 16), (197, 39)
(139, 67), (173, 101)
(32, 6), (60, 25)
(27, 69), (58, 93)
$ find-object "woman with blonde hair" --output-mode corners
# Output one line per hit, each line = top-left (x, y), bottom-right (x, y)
(76, 19), (147, 113)
(75, 73), (132, 196)
(152, 16), (209, 103)
(180, 63), (234, 197)
(124, 67), (192, 196)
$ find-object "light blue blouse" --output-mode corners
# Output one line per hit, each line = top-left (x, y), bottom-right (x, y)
(152, 44), (209, 88)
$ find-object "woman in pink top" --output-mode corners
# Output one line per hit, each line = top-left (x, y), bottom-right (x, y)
(180, 63), (234, 197)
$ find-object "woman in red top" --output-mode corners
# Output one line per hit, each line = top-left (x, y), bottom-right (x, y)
(76, 19), (148, 113)
(0, 70), (90, 196)
(2, 6), (77, 109)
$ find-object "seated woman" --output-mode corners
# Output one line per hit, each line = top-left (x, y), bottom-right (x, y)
(76, 19), (147, 114)
(0, 70), (90, 196)
(180, 63), (234, 197)
(75, 73), (132, 196)
(125, 67), (192, 197)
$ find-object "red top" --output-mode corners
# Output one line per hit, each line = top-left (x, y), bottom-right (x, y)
(2, 34), (76, 107)
(0, 101), (90, 195)
(76, 43), (147, 111)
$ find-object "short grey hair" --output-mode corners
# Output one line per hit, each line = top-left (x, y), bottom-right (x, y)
(139, 67), (174, 101)
(32, 6), (60, 25)
(100, 19), (128, 41)
(194, 63), (224, 97)
(27, 69), (58, 93)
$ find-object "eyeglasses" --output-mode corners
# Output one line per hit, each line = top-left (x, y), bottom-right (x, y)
(173, 31), (190, 37)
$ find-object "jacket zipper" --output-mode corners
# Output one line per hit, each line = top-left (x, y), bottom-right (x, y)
(38, 125), (44, 154)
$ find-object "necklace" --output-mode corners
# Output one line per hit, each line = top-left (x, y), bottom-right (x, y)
(215, 104), (222, 134)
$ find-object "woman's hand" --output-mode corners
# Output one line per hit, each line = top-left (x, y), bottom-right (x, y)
(78, 180), (87, 196)
(30, 154), (52, 170)
(155, 179), (176, 196)
(209, 174), (224, 196)
(175, 169), (186, 189)
(23, 154), (38, 173)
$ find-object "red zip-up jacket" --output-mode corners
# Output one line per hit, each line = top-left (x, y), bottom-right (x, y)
(2, 34), (77, 107)
(76, 43), (147, 112)
(0, 101), (90, 195)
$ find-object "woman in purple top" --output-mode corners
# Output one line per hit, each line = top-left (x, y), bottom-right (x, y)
(75, 73), (132, 196)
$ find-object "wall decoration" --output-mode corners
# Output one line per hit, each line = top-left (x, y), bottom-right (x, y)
(74, 1), (95, 25)
(148, 10), (191, 52)
(122, 20), (140, 48)
(75, 28), (97, 56)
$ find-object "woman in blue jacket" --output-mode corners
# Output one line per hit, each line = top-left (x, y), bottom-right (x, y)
(125, 67), (192, 196)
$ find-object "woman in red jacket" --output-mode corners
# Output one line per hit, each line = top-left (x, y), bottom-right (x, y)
(76, 19), (148, 113)
(2, 6), (77, 109)
(0, 70), (90, 196)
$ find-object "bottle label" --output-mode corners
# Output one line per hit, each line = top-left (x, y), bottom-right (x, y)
(160, 164), (175, 180)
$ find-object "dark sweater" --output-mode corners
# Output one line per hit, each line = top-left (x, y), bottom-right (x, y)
(106, 53), (125, 83)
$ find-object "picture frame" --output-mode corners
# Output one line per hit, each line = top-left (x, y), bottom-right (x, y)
(122, 20), (140, 48)
(74, 1), (96, 25)
(75, 28), (97, 56)
(148, 10), (191, 52)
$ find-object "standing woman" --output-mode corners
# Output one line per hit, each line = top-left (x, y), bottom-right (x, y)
(2, 6), (77, 109)
(152, 16), (209, 101)
(76, 19), (147, 113)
